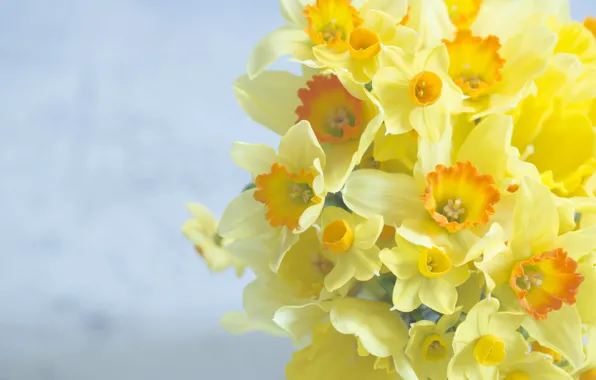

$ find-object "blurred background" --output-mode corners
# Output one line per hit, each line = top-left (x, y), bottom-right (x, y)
(0, 1), (595, 379)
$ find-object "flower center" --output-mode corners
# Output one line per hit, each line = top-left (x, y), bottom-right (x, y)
(409, 71), (443, 106)
(422, 161), (500, 232)
(418, 248), (452, 278)
(303, 0), (363, 50)
(421, 334), (448, 362)
(504, 371), (531, 380)
(580, 369), (596, 380)
(444, 0), (482, 29)
(323, 219), (354, 254)
(254, 163), (322, 230)
(348, 27), (381, 60)
(509, 248), (584, 320)
(473, 335), (505, 366)
(296, 74), (364, 144)
(444, 30), (505, 99)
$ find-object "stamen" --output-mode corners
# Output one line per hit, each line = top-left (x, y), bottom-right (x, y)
(290, 183), (314, 203)
(442, 198), (465, 221)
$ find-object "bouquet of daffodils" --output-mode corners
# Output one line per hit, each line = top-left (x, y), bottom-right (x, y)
(183, 0), (596, 378)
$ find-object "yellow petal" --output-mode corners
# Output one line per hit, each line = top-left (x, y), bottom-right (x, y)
(230, 142), (279, 178)
(324, 258), (357, 292)
(354, 215), (384, 249)
(522, 305), (584, 370)
(278, 120), (327, 173)
(359, 0), (408, 23)
(247, 26), (311, 79)
(218, 189), (270, 239)
(510, 178), (558, 259)
(233, 71), (306, 135)
(343, 169), (425, 225)
(407, 0), (455, 48)
(279, 0), (310, 27)
(457, 114), (512, 182)
(577, 255), (596, 323)
(392, 276), (423, 311)
(323, 141), (360, 193)
(220, 311), (288, 336)
(419, 278), (457, 314)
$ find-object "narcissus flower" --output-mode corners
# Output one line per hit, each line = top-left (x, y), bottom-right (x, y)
(312, 9), (417, 83)
(234, 69), (383, 192)
(478, 177), (596, 368)
(182, 203), (244, 276)
(218, 121), (327, 271)
(380, 236), (469, 314)
(444, 26), (556, 117)
(373, 44), (466, 140)
(448, 298), (527, 380)
(342, 114), (518, 244)
(406, 310), (461, 380)
(246, 0), (410, 78)
(319, 207), (384, 292)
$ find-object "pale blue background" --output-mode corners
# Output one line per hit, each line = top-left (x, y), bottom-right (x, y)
(0, 1), (594, 379)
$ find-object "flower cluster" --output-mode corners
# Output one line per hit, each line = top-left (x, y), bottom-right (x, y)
(183, 0), (596, 378)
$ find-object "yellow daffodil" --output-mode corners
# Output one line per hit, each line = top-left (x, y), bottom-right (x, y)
(499, 352), (573, 380)
(509, 24), (596, 196)
(380, 236), (469, 314)
(443, 26), (556, 117)
(312, 9), (417, 84)
(478, 177), (596, 369)
(574, 325), (596, 379)
(373, 44), (466, 141)
(275, 298), (418, 380)
(448, 298), (527, 380)
(247, 0), (410, 79)
(218, 121), (327, 271)
(343, 114), (520, 258)
(406, 310), (461, 379)
(319, 206), (384, 291)
(234, 68), (383, 192)
(181, 203), (244, 276)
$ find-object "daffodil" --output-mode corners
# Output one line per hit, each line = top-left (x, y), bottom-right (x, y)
(380, 235), (469, 314)
(319, 206), (384, 291)
(218, 121), (327, 271)
(181, 203), (244, 276)
(447, 298), (527, 380)
(443, 26), (556, 117)
(275, 298), (418, 380)
(373, 44), (466, 141)
(343, 114), (521, 262)
(246, 0), (410, 79)
(406, 310), (461, 379)
(509, 24), (596, 196)
(477, 177), (596, 369)
(312, 9), (417, 84)
(234, 69), (383, 192)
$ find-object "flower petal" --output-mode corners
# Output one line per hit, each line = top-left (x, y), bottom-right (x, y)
(354, 214), (384, 249)
(234, 71), (306, 135)
(456, 114), (512, 182)
(392, 276), (423, 312)
(419, 278), (457, 314)
(247, 26), (311, 79)
(522, 306), (584, 370)
(343, 169), (425, 225)
(230, 142), (279, 177)
(218, 189), (270, 239)
(278, 120), (326, 173)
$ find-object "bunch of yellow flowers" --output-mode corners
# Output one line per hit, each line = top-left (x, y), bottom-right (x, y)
(183, 0), (596, 378)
